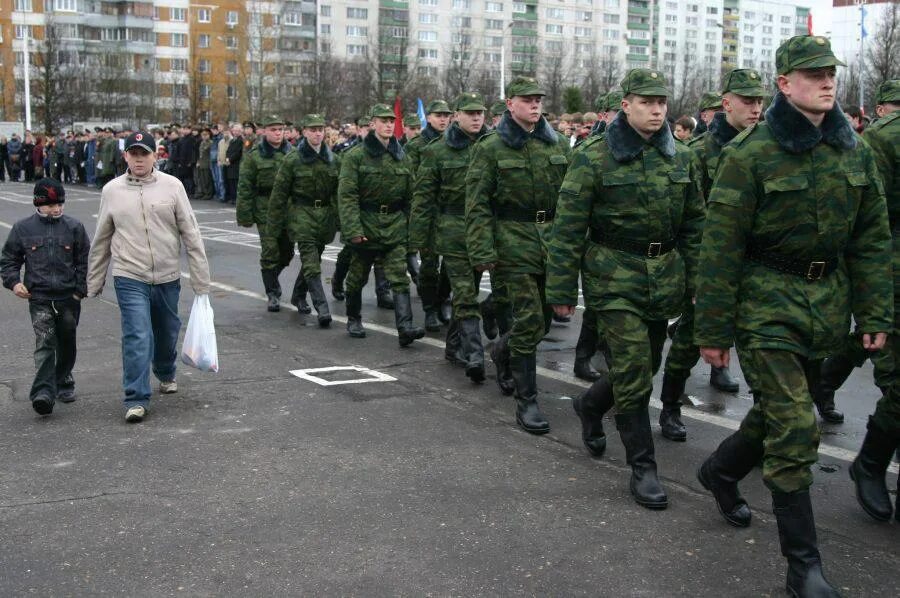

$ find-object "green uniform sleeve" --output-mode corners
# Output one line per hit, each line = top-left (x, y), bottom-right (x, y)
(337, 150), (365, 242)
(236, 151), (257, 226)
(679, 154), (707, 294)
(465, 141), (499, 267)
(545, 150), (594, 306)
(409, 146), (439, 250)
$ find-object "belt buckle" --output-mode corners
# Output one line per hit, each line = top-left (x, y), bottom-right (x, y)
(314, 199), (323, 209)
(379, 204), (389, 215)
(647, 242), (662, 258)
(807, 261), (826, 281)
(535, 210), (546, 224)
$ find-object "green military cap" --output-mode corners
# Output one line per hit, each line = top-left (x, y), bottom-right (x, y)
(369, 104), (395, 118)
(260, 114), (285, 127)
(620, 69), (669, 97)
(490, 100), (507, 115)
(300, 114), (326, 128)
(604, 90), (624, 111)
(454, 92), (487, 111)
(698, 92), (723, 111)
(505, 76), (545, 98)
(721, 68), (766, 97)
(356, 115), (371, 126)
(775, 35), (845, 75)
(425, 100), (453, 114)
(593, 93), (607, 112)
(403, 113), (421, 127)
(875, 79), (900, 105)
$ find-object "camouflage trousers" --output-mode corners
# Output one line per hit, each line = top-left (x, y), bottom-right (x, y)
(496, 271), (551, 357)
(664, 300), (700, 378)
(258, 222), (296, 272)
(828, 332), (894, 396)
(595, 311), (668, 415)
(875, 315), (900, 434)
(345, 244), (410, 295)
(736, 348), (822, 494)
(443, 255), (482, 321)
(297, 241), (326, 280)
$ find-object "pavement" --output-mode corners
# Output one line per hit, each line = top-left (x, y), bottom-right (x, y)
(0, 180), (896, 597)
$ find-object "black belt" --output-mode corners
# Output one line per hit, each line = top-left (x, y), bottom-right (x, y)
(440, 204), (466, 216)
(360, 200), (406, 214)
(589, 228), (676, 258)
(496, 206), (555, 223)
(297, 198), (331, 208)
(746, 245), (837, 281)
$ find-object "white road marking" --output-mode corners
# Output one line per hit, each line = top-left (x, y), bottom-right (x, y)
(290, 365), (397, 386)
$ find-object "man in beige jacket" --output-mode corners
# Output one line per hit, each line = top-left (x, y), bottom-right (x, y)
(87, 132), (210, 423)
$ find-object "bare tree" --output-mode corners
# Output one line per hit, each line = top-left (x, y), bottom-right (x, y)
(865, 2), (900, 101)
(577, 50), (621, 110)
(29, 16), (84, 132)
(539, 42), (571, 115)
(442, 26), (482, 98)
(366, 19), (420, 103)
(240, 3), (282, 121)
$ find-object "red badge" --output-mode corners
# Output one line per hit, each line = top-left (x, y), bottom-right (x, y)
(135, 133), (143, 141)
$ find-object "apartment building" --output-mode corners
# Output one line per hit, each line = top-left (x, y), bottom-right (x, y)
(830, 0), (896, 72)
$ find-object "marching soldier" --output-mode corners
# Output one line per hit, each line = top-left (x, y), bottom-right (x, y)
(466, 76), (571, 434)
(236, 115), (296, 312)
(337, 104), (425, 346)
(694, 37), (890, 594)
(401, 114), (421, 145)
(545, 69), (704, 509)
(693, 92), (722, 138)
(658, 68), (763, 441)
(266, 114), (340, 327)
(405, 100), (454, 332)
(850, 78), (900, 523)
(411, 92), (490, 382)
(489, 100), (506, 129)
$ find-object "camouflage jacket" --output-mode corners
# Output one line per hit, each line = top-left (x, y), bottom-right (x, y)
(694, 92), (892, 358)
(98, 138), (118, 177)
(267, 138), (340, 247)
(403, 124), (442, 176)
(236, 139), (292, 226)
(862, 110), (900, 301)
(689, 111), (742, 201)
(545, 115), (705, 320)
(409, 122), (488, 258)
(465, 113), (571, 274)
(337, 132), (411, 251)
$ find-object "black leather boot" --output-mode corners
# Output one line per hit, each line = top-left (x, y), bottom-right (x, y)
(261, 269), (281, 312)
(772, 490), (842, 598)
(375, 266), (394, 309)
(849, 417), (896, 522)
(710, 365), (740, 393)
(394, 291), (425, 347)
(439, 299), (453, 325)
(331, 255), (348, 301)
(479, 294), (499, 340)
(896, 475), (899, 523)
(572, 377), (614, 457)
(510, 353), (549, 435)
(615, 411), (668, 509)
(459, 318), (485, 383)
(406, 253), (420, 286)
(490, 333), (515, 396)
(659, 373), (687, 442)
(345, 290), (366, 338)
(813, 356), (851, 424)
(573, 318), (603, 381)
(697, 430), (764, 527)
(290, 273), (311, 314)
(306, 277), (332, 328)
(444, 319), (465, 366)
(421, 285), (441, 332)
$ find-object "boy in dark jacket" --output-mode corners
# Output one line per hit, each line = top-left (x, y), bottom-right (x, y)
(1, 179), (90, 416)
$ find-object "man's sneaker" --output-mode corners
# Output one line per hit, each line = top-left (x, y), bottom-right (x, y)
(32, 396), (53, 416)
(159, 380), (178, 394)
(57, 390), (76, 403)
(125, 406), (146, 423)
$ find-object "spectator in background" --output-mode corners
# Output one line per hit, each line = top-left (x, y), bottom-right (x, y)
(32, 136), (45, 180)
(54, 133), (68, 182)
(216, 125), (230, 202)
(74, 132), (86, 184)
(195, 128), (214, 201)
(84, 131), (97, 186)
(8, 133), (23, 181)
(22, 132), (36, 182)
(224, 123), (243, 204)
(844, 104), (865, 133)
(210, 124), (225, 201)
(0, 135), (8, 181)
(674, 116), (695, 142)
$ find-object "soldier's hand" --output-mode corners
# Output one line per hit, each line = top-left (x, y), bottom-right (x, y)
(474, 262), (495, 272)
(350, 236), (368, 244)
(862, 332), (888, 351)
(13, 283), (31, 299)
(551, 304), (575, 318)
(700, 347), (730, 368)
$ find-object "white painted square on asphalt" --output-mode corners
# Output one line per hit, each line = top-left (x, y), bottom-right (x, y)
(289, 365), (397, 386)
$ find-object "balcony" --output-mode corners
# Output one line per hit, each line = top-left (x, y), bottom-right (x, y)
(627, 22), (650, 31)
(511, 27), (537, 37)
(627, 38), (649, 46)
(628, 6), (650, 17)
(626, 53), (649, 61)
(512, 12), (537, 21)
(380, 0), (408, 8)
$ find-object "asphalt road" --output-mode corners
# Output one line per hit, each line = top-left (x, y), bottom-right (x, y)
(0, 180), (896, 597)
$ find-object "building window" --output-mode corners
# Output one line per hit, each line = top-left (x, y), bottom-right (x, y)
(171, 7), (186, 21)
(418, 48), (438, 59)
(347, 44), (367, 56)
(603, 14), (619, 24)
(198, 34), (210, 48)
(54, 0), (77, 12)
(171, 33), (187, 47)
(452, 33), (471, 44)
(347, 7), (368, 19)
(545, 40), (562, 53)
(198, 59), (211, 73)
(226, 36), (238, 49)
(485, 19), (503, 29)
(483, 52), (501, 63)
(14, 25), (34, 39)
(320, 24), (331, 35)
(418, 30), (438, 42)
(452, 0), (471, 8)
(546, 7), (564, 19)
(320, 5), (331, 17)
(420, 13), (438, 24)
(198, 8), (211, 23)
(14, 0), (33, 11)
(574, 27), (591, 37)
(707, 6), (718, 15)
(226, 11), (239, 25)
(227, 85), (237, 99)
(546, 24), (563, 35)
(418, 66), (439, 77)
(171, 58), (187, 71)
(173, 84), (187, 98)
(226, 60), (238, 74)
(781, 15), (791, 24)
(486, 2), (503, 12)
(420, 0), (439, 5)
(346, 26), (368, 37)
(452, 16), (471, 27)
(603, 28), (618, 40)
(389, 26), (407, 38)
(513, 2), (526, 12)
(577, 11), (592, 22)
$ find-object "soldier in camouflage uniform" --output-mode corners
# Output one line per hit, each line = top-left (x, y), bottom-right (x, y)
(489, 100), (507, 129)
(266, 114), (340, 327)
(658, 69), (764, 442)
(337, 104), (425, 346)
(236, 115), (296, 312)
(849, 79), (900, 523)
(694, 37), (891, 595)
(466, 76), (571, 434)
(411, 92), (490, 383)
(401, 113), (421, 145)
(405, 100), (454, 332)
(546, 69), (704, 510)
(692, 92), (722, 138)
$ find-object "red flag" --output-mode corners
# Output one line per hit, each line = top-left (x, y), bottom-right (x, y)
(393, 96), (403, 139)
(807, 12), (813, 35)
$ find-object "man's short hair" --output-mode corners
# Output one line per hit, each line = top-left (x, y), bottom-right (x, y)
(844, 105), (863, 120)
(675, 116), (695, 131)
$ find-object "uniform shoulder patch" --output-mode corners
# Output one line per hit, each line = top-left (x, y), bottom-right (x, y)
(869, 110), (900, 131)
(730, 123), (758, 147)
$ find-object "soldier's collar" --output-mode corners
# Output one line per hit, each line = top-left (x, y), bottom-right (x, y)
(764, 91), (857, 154)
(709, 111), (740, 147)
(422, 124), (441, 142)
(495, 112), (558, 149)
(445, 122), (488, 149)
(363, 130), (405, 161)
(258, 139), (290, 158)
(606, 112), (676, 162)
(298, 138), (333, 164)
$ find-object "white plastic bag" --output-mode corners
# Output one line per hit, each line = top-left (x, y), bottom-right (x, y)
(180, 294), (219, 373)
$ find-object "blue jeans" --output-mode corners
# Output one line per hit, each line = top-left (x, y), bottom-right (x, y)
(113, 277), (181, 410)
(211, 163), (225, 200)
